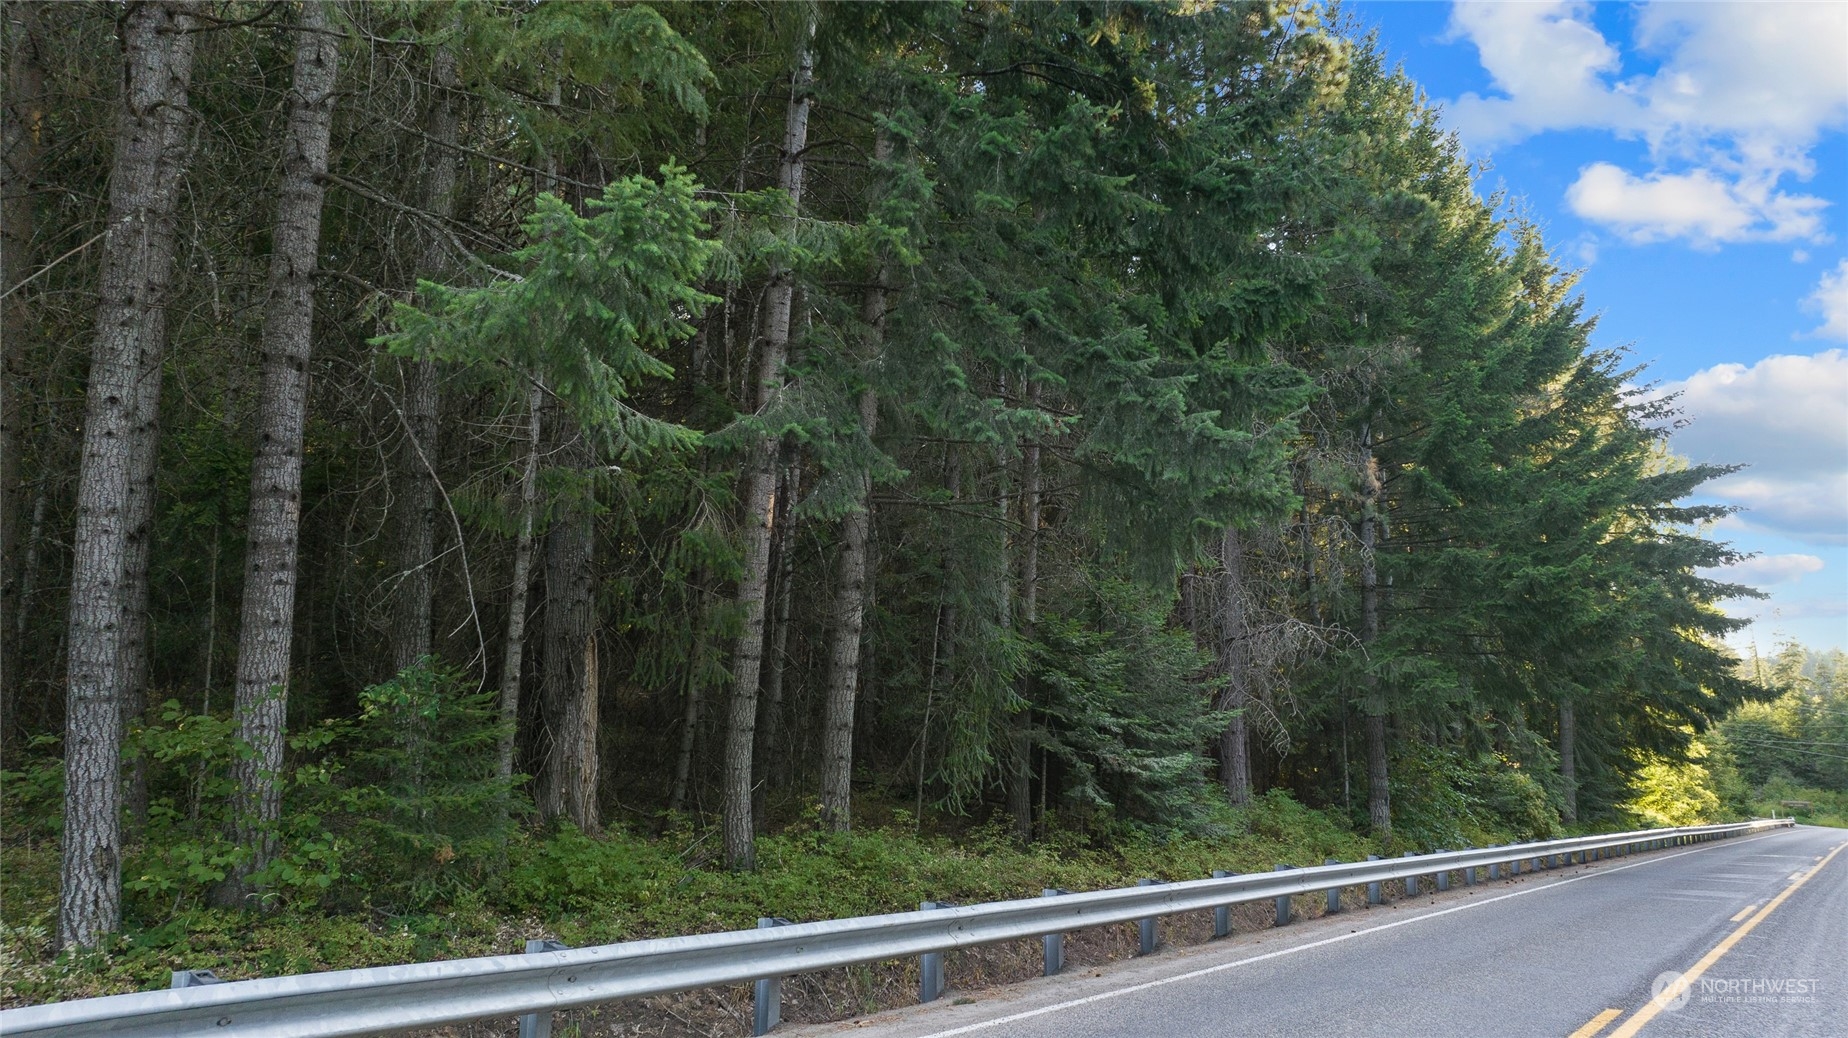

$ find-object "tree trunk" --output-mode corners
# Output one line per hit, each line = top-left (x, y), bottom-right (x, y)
(722, 20), (813, 871)
(668, 624), (703, 816)
(1359, 438), (1390, 842)
(819, 385), (879, 830)
(539, 423), (599, 833)
(217, 1), (339, 905)
(496, 382), (544, 788)
(116, 358), (159, 828)
(0, 0), (45, 736)
(817, 214), (889, 831)
(1217, 524), (1253, 806)
(389, 37), (460, 676)
(753, 458), (797, 832)
(1559, 697), (1578, 825)
(8, 490), (47, 731)
(1007, 382), (1041, 842)
(59, 0), (197, 950)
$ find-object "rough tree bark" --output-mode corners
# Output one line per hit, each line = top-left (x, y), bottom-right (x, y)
(538, 423), (598, 833)
(117, 368), (159, 828)
(818, 385), (881, 829)
(721, 20), (813, 871)
(59, 0), (197, 949)
(217, 0), (339, 905)
(389, 36), (460, 676)
(1216, 524), (1253, 806)
(1359, 434), (1390, 841)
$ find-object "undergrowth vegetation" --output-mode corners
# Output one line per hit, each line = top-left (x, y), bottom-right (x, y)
(15, 652), (1833, 1006)
(2, 670), (1631, 1006)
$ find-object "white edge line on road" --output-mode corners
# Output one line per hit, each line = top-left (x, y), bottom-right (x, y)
(911, 831), (1797, 1038)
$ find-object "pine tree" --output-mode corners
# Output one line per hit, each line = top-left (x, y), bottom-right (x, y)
(60, 0), (198, 948)
(218, 0), (342, 905)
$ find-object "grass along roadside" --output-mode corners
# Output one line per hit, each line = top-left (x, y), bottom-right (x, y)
(3, 792), (1377, 1007)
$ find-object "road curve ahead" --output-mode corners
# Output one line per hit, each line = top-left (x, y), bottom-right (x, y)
(794, 825), (1846, 1038)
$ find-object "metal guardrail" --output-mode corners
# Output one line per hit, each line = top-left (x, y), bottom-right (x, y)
(0, 818), (1793, 1037)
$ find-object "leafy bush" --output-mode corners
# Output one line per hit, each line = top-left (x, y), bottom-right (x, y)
(1625, 747), (1725, 827)
(123, 702), (347, 913)
(1389, 745), (1560, 849)
(3, 662), (529, 921)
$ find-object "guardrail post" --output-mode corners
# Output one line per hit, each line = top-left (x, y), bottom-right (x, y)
(1211, 871), (1237, 937)
(1462, 848), (1475, 887)
(170, 969), (224, 989)
(1325, 859), (1342, 913)
(1042, 889), (1070, 975)
(919, 902), (952, 1003)
(1435, 851), (1449, 892)
(1488, 845), (1501, 881)
(1403, 852), (1419, 896)
(1274, 865), (1294, 926)
(1136, 879), (1162, 954)
(753, 917), (794, 1035)
(1366, 855), (1382, 905)
(518, 940), (569, 1038)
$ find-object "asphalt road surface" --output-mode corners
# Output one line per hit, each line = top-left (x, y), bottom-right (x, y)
(794, 825), (1846, 1038)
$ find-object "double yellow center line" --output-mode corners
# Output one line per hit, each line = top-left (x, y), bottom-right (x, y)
(1569, 840), (1846, 1038)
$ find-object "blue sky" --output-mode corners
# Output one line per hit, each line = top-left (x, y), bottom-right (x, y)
(1344, 1), (1848, 655)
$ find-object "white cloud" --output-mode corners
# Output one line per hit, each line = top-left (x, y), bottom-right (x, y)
(1631, 2), (1848, 167)
(1805, 259), (1848, 341)
(1444, 2), (1643, 146)
(1702, 553), (1825, 588)
(1661, 351), (1848, 544)
(1441, 1), (1848, 250)
(1565, 163), (1826, 247)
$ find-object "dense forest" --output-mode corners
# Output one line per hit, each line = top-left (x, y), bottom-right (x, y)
(1, 0), (1777, 967)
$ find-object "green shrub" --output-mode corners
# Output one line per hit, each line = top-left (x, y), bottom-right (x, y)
(334, 660), (526, 910)
(1389, 745), (1560, 849)
(123, 701), (347, 914)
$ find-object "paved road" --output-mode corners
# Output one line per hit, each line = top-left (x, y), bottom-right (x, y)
(794, 825), (1846, 1038)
